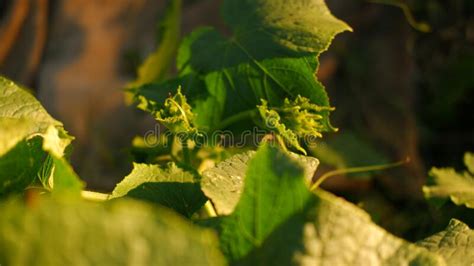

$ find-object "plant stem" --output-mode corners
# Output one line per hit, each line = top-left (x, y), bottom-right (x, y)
(310, 158), (409, 191)
(181, 138), (191, 165)
(204, 200), (217, 217)
(81, 190), (109, 202)
(276, 134), (289, 153)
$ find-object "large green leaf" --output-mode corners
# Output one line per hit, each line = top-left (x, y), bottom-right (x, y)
(201, 150), (319, 215)
(110, 163), (206, 217)
(134, 0), (351, 145)
(0, 78), (61, 132)
(417, 219), (474, 265)
(222, 0), (352, 54)
(213, 145), (312, 262)
(423, 152), (474, 208)
(241, 189), (445, 265)
(201, 145), (444, 265)
(0, 196), (225, 266)
(0, 77), (81, 196)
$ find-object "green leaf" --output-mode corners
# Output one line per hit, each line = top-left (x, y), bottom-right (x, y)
(222, 0), (352, 54)
(141, 29), (332, 132)
(212, 145), (312, 261)
(0, 77), (81, 196)
(134, 0), (351, 135)
(49, 156), (84, 194)
(242, 189), (445, 265)
(417, 219), (474, 265)
(40, 126), (84, 194)
(201, 145), (443, 265)
(129, 0), (181, 87)
(110, 163), (206, 217)
(423, 152), (474, 208)
(201, 150), (319, 215)
(0, 136), (47, 196)
(36, 154), (83, 195)
(0, 196), (225, 266)
(0, 78), (62, 132)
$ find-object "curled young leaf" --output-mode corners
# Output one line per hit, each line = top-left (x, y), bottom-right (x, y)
(153, 87), (200, 137)
(257, 95), (335, 154)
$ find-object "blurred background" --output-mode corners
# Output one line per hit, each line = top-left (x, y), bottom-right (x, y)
(0, 0), (473, 239)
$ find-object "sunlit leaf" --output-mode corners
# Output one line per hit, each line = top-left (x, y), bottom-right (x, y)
(111, 163), (206, 217)
(200, 145), (442, 265)
(201, 149), (319, 215)
(417, 219), (474, 265)
(0, 196), (225, 266)
(0, 77), (81, 196)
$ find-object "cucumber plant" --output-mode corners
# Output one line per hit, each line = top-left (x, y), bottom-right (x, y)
(0, 0), (473, 265)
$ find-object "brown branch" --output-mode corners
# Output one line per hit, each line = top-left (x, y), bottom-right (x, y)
(23, 0), (48, 83)
(0, 0), (30, 65)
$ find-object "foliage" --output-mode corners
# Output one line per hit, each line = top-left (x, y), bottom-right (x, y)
(199, 145), (444, 265)
(201, 150), (319, 215)
(150, 87), (200, 136)
(133, 0), (351, 138)
(0, 77), (82, 197)
(423, 152), (474, 208)
(257, 96), (334, 154)
(0, 0), (471, 265)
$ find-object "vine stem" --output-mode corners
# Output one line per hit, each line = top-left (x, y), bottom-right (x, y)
(368, 0), (431, 32)
(310, 158), (410, 191)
